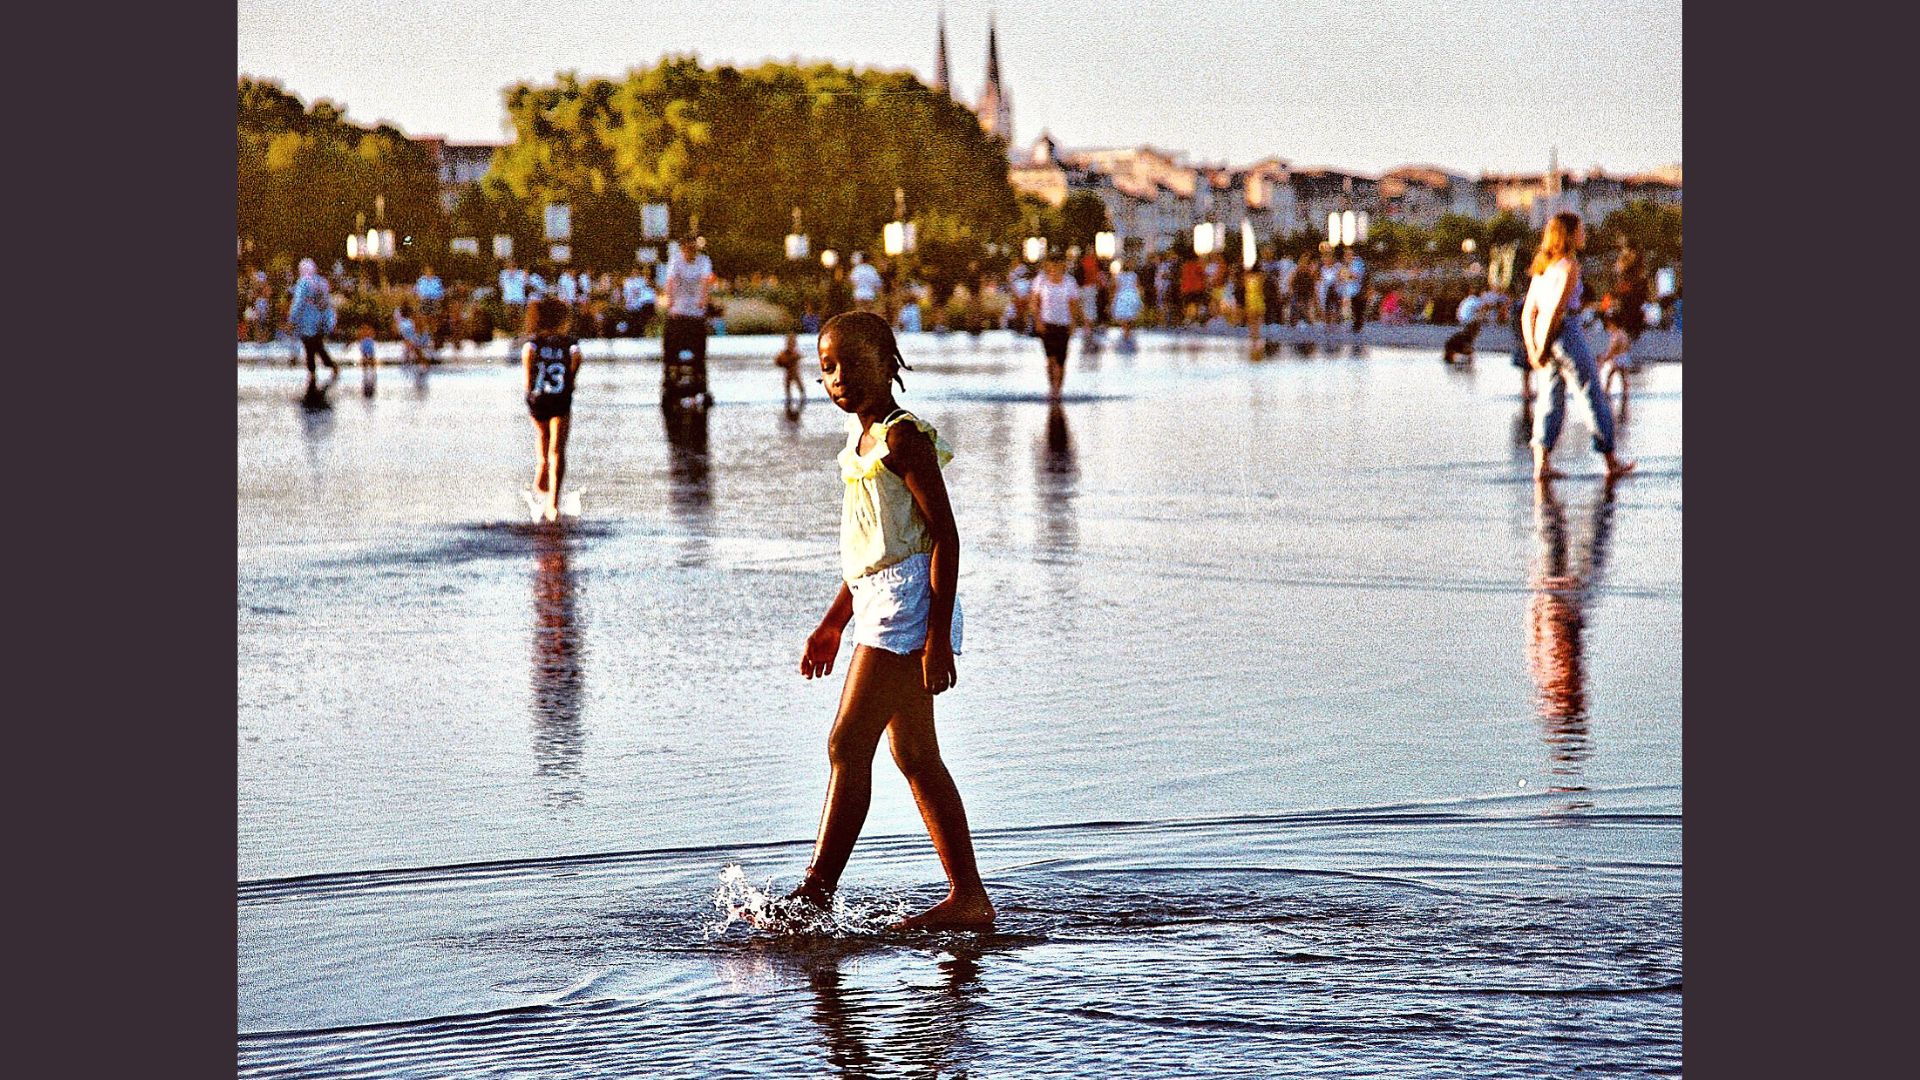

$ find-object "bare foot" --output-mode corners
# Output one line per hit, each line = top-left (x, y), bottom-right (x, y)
(1605, 457), (1637, 479)
(1533, 466), (1565, 481)
(746, 880), (833, 930)
(891, 890), (996, 932)
(543, 502), (560, 523)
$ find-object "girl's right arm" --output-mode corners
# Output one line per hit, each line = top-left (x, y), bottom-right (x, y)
(522, 342), (538, 394)
(801, 583), (854, 679)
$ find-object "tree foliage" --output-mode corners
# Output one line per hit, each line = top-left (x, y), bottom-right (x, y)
(1598, 201), (1683, 266)
(237, 78), (447, 269)
(485, 58), (1022, 273)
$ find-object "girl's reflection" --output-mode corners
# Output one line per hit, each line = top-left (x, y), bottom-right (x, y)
(1526, 479), (1617, 795)
(530, 526), (585, 805)
(802, 942), (984, 1078)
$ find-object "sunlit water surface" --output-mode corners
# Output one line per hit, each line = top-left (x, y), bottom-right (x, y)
(240, 330), (1680, 1076)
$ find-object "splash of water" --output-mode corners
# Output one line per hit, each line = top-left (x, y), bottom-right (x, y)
(709, 864), (910, 938)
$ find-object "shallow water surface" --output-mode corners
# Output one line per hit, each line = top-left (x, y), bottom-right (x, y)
(239, 330), (1681, 1076)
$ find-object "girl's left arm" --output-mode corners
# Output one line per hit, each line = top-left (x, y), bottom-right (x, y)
(569, 343), (584, 382)
(888, 424), (960, 695)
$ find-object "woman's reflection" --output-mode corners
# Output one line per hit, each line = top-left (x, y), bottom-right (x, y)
(530, 526), (585, 806)
(1526, 479), (1618, 794)
(663, 406), (714, 567)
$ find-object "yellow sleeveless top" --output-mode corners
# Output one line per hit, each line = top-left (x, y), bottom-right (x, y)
(839, 408), (954, 582)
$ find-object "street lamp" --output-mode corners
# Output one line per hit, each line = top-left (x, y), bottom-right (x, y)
(1094, 231), (1116, 260)
(1240, 219), (1257, 271)
(1024, 236), (1046, 263)
(1460, 237), (1478, 254)
(785, 208), (810, 261)
(1194, 222), (1217, 257)
(883, 221), (907, 258)
(820, 249), (839, 269)
(1340, 210), (1358, 247)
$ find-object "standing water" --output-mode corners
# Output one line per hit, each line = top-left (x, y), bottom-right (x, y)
(240, 331), (1680, 1076)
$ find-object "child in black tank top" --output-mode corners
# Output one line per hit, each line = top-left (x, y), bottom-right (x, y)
(522, 299), (583, 522)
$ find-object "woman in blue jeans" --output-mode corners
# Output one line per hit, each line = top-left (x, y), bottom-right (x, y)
(1521, 213), (1636, 482)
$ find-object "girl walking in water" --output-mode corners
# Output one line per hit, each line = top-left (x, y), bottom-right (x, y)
(1521, 212), (1635, 482)
(781, 311), (994, 932)
(523, 298), (583, 522)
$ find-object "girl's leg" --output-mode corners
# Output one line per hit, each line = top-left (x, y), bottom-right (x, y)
(532, 416), (552, 493)
(1556, 324), (1633, 476)
(886, 689), (995, 930)
(546, 415), (570, 516)
(1531, 357), (1568, 480)
(796, 646), (907, 902)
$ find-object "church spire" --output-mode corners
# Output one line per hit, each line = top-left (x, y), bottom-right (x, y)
(977, 12), (1013, 142)
(934, 6), (952, 98)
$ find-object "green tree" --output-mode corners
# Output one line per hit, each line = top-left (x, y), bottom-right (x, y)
(237, 78), (447, 274)
(1599, 201), (1682, 266)
(1057, 191), (1110, 253)
(486, 59), (1021, 275)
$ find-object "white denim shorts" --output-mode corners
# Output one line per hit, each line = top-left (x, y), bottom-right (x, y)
(847, 553), (963, 656)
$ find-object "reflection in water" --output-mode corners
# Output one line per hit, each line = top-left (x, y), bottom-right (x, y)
(724, 940), (984, 1079)
(1512, 401), (1535, 451)
(663, 407), (714, 567)
(530, 527), (585, 806)
(296, 394), (335, 475)
(1526, 481), (1617, 794)
(1036, 403), (1080, 559)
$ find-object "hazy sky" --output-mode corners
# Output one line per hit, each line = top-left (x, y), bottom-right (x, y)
(237, 0), (1680, 176)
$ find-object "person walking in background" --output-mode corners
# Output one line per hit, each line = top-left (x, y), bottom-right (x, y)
(1153, 255), (1174, 322)
(287, 257), (339, 391)
(415, 265), (446, 335)
(1291, 253), (1319, 327)
(1272, 251), (1297, 325)
(849, 254), (885, 314)
(355, 322), (378, 398)
(661, 233), (716, 408)
(1318, 251), (1340, 327)
(774, 330), (806, 409)
(1111, 259), (1143, 344)
(393, 303), (435, 365)
(1242, 261), (1266, 349)
(1342, 247), (1368, 333)
(1077, 255), (1101, 338)
(1598, 244), (1651, 407)
(1521, 212), (1635, 482)
(621, 264), (657, 338)
(1178, 251), (1207, 326)
(1027, 253), (1085, 400)
(499, 261), (528, 338)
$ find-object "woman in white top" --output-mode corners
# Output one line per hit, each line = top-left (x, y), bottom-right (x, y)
(1521, 212), (1635, 482)
(1026, 254), (1085, 400)
(660, 236), (716, 408)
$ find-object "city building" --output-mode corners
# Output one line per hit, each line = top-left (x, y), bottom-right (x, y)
(411, 136), (502, 212)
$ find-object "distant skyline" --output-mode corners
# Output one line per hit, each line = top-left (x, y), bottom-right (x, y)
(237, 0), (1681, 177)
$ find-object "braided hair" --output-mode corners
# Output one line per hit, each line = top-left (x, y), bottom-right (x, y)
(820, 310), (912, 389)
